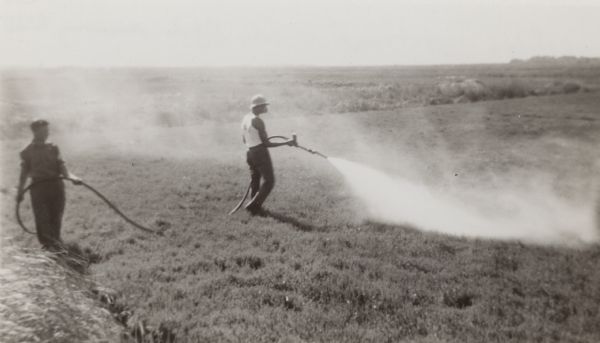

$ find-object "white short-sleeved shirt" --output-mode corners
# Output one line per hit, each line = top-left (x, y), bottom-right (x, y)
(241, 113), (263, 148)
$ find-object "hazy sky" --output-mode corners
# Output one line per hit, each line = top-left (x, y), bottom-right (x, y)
(1, 0), (599, 67)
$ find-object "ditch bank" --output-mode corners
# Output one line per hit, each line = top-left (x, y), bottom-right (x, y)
(0, 244), (175, 343)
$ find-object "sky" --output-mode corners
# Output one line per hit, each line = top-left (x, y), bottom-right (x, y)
(1, 0), (599, 67)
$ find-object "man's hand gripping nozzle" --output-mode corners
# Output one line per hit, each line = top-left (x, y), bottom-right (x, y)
(291, 133), (327, 159)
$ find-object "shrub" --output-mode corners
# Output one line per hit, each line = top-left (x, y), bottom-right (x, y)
(562, 82), (581, 94)
(490, 79), (532, 99)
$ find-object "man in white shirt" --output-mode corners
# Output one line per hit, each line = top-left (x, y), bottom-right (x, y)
(241, 95), (294, 216)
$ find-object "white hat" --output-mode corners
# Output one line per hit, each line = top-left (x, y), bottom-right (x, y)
(250, 95), (269, 109)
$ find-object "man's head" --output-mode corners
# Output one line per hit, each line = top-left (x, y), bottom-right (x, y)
(250, 95), (269, 115)
(30, 119), (49, 142)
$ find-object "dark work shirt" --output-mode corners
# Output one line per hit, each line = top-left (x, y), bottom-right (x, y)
(20, 141), (64, 180)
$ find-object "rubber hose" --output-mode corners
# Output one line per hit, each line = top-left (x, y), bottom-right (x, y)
(16, 177), (162, 236)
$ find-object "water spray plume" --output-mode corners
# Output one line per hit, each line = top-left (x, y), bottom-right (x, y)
(328, 157), (599, 246)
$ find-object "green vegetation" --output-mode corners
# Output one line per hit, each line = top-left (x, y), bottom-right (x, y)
(1, 65), (600, 342)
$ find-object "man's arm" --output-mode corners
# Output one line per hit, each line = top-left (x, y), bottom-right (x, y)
(17, 149), (31, 202)
(16, 164), (28, 203)
(59, 163), (82, 184)
(253, 117), (293, 148)
(56, 146), (82, 184)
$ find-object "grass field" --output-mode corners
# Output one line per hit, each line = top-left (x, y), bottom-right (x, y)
(1, 65), (600, 342)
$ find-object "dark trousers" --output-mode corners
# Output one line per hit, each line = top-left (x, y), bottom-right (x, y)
(245, 146), (274, 210)
(30, 180), (65, 249)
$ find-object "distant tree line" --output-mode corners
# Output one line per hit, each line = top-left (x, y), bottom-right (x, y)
(510, 56), (600, 66)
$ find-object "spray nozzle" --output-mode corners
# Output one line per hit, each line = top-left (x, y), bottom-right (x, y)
(291, 132), (298, 147)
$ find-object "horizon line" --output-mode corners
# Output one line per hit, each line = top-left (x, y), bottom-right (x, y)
(0, 55), (600, 69)
(3, 60), (599, 70)
(2, 56), (599, 70)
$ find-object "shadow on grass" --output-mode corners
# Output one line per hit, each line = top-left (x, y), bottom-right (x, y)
(265, 210), (325, 232)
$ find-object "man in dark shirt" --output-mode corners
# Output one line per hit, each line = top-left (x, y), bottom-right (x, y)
(16, 119), (82, 250)
(241, 95), (294, 216)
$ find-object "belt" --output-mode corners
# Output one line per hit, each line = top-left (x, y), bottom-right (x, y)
(31, 177), (63, 183)
(248, 144), (265, 150)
